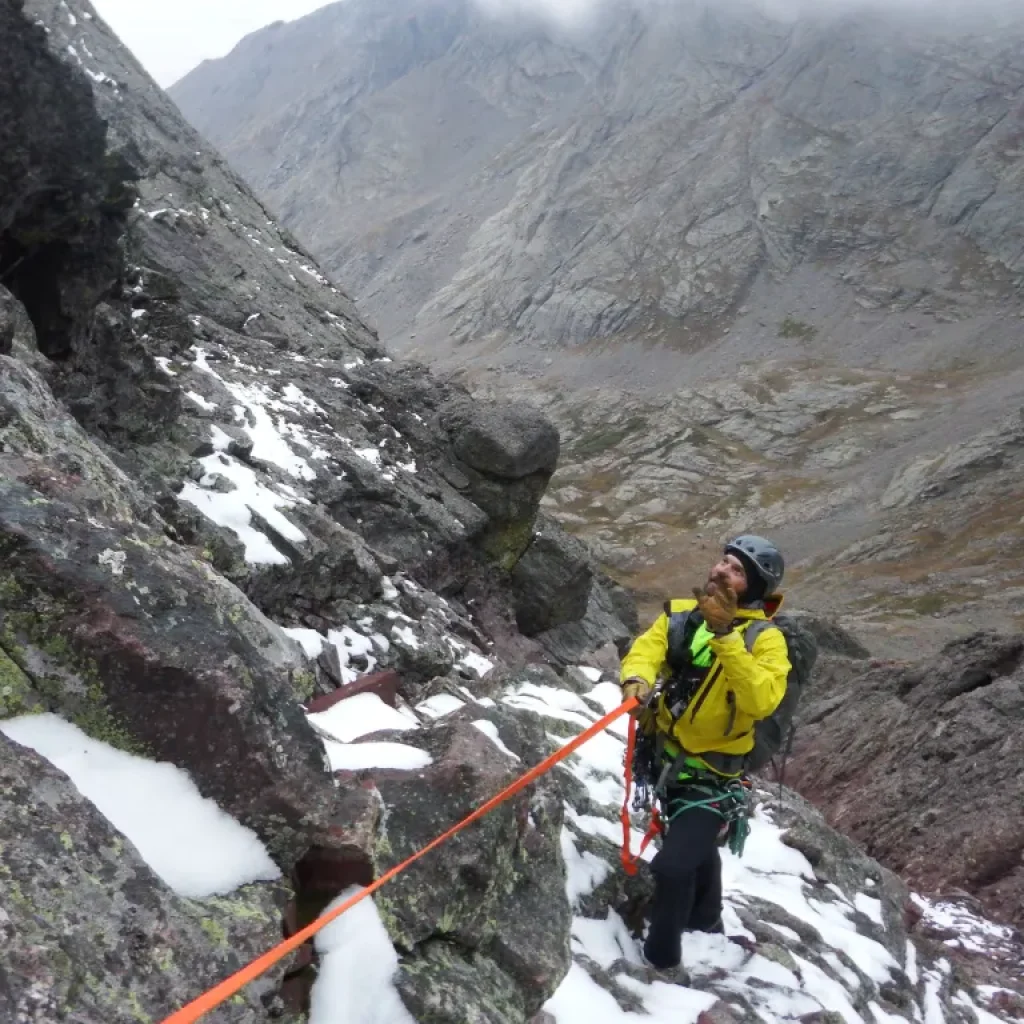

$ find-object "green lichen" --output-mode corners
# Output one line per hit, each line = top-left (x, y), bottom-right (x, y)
(292, 669), (315, 702)
(59, 831), (74, 852)
(126, 989), (152, 1024)
(0, 645), (43, 719)
(2, 609), (149, 755)
(778, 317), (817, 340)
(200, 892), (274, 923)
(200, 918), (228, 947)
(71, 702), (148, 757)
(480, 518), (535, 572)
(0, 575), (23, 603)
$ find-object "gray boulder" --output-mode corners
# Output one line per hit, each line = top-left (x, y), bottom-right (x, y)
(0, 733), (290, 1024)
(443, 396), (560, 480)
(511, 516), (593, 637)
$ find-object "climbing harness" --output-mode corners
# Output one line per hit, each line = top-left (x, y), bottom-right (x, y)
(620, 709), (754, 872)
(159, 698), (638, 1024)
(663, 773), (752, 858)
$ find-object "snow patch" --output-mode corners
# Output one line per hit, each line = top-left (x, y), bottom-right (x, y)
(471, 720), (520, 761)
(460, 650), (494, 677)
(283, 628), (326, 659)
(321, 741), (432, 773)
(308, 692), (418, 744)
(0, 714), (279, 899)
(179, 451), (304, 565)
(185, 391), (218, 412)
(417, 694), (466, 719)
(911, 893), (1016, 954)
(310, 886), (417, 1024)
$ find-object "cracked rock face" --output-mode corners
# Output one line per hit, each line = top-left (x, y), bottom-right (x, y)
(789, 632), (1024, 933)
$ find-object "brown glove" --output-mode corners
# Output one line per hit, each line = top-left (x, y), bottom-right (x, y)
(693, 572), (738, 635)
(621, 677), (652, 703)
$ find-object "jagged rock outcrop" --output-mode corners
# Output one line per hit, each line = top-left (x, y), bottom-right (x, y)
(0, 0), (634, 1019)
(372, 711), (571, 1019)
(788, 632), (1024, 933)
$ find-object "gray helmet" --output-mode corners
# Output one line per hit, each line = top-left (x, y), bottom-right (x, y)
(725, 535), (784, 595)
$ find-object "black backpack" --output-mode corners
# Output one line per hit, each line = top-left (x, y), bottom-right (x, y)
(741, 614), (819, 773)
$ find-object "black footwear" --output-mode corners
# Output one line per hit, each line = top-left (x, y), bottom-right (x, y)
(639, 948), (692, 986)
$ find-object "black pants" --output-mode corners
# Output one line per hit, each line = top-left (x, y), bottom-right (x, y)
(643, 799), (724, 969)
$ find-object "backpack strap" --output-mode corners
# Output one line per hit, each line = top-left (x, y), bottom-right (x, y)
(741, 618), (778, 652)
(665, 606), (703, 675)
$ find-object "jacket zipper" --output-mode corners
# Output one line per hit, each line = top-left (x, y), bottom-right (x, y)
(688, 663), (722, 723)
(724, 691), (737, 736)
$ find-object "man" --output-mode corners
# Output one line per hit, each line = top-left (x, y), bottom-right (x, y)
(620, 535), (790, 973)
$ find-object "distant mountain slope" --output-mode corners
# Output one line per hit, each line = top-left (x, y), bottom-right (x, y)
(172, 0), (1024, 357)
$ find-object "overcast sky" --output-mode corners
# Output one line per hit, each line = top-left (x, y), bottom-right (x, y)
(91, 0), (336, 86)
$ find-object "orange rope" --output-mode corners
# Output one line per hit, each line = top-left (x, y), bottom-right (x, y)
(160, 697), (638, 1023)
(620, 715), (661, 876)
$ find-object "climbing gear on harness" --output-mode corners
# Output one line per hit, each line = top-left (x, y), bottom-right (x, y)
(620, 713), (753, 871)
(621, 714), (662, 876)
(160, 698), (639, 1024)
(663, 773), (753, 858)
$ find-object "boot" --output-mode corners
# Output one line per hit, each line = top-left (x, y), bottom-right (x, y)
(639, 946), (692, 986)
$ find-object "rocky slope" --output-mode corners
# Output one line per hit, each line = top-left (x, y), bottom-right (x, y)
(3, 1), (1024, 1022)
(168, 0), (1024, 650)
(481, 351), (1024, 654)
(788, 630), (1024, 938)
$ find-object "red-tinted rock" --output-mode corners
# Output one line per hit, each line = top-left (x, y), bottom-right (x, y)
(305, 670), (401, 712)
(788, 633), (1024, 930)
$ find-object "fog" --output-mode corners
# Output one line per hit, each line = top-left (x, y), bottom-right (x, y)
(472, 0), (1024, 30)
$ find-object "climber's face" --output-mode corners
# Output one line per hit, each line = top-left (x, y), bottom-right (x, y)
(707, 553), (748, 598)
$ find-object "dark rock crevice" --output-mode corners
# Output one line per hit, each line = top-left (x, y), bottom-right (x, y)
(0, 1), (177, 446)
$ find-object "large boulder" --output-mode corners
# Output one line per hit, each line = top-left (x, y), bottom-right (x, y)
(441, 396), (561, 570)
(788, 630), (1024, 929)
(0, 1), (179, 444)
(0, 733), (290, 1023)
(534, 571), (639, 666)
(443, 398), (560, 480)
(347, 709), (572, 1023)
(786, 610), (871, 660)
(511, 516), (594, 637)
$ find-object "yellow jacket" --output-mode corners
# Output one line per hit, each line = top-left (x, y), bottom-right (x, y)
(620, 598), (790, 761)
